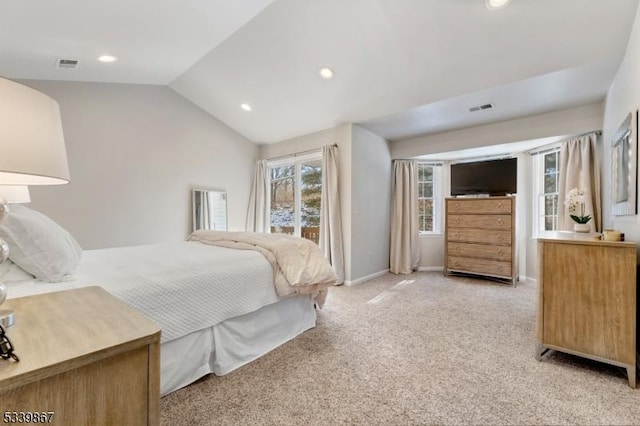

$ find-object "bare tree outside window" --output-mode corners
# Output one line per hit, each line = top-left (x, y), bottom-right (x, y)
(269, 157), (322, 244)
(270, 165), (295, 231)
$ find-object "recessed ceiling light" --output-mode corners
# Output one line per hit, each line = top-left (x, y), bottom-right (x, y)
(319, 67), (334, 79)
(97, 55), (117, 63)
(240, 103), (252, 112)
(485, 0), (512, 10)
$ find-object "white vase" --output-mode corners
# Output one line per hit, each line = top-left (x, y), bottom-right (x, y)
(573, 223), (590, 233)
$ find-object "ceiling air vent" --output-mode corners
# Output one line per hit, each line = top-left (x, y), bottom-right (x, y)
(56, 59), (79, 69)
(469, 103), (494, 112)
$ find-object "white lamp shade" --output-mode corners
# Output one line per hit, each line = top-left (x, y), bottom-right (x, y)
(0, 78), (70, 185)
(0, 186), (30, 203)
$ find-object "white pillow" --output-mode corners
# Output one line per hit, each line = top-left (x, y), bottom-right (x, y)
(0, 259), (35, 282)
(0, 205), (82, 282)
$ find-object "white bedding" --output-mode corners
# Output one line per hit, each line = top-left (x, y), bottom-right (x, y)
(6, 241), (282, 343)
(188, 230), (337, 306)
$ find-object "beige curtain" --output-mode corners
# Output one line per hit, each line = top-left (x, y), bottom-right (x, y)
(557, 132), (601, 232)
(319, 145), (345, 284)
(390, 160), (420, 274)
(245, 160), (269, 233)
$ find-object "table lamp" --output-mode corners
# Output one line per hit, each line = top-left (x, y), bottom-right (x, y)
(0, 77), (70, 327)
(0, 186), (31, 327)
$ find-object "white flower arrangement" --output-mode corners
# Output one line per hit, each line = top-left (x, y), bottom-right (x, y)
(565, 187), (591, 224)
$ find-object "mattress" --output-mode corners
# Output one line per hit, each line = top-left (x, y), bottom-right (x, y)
(5, 241), (282, 343)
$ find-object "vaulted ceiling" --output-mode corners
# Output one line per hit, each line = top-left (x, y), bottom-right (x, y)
(1, 0), (638, 144)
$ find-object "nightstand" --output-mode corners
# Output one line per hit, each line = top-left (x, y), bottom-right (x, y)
(0, 286), (161, 425)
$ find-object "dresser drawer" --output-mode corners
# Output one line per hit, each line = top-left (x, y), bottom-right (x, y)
(447, 214), (511, 230)
(447, 228), (511, 245)
(448, 242), (511, 261)
(447, 256), (512, 278)
(447, 198), (512, 214)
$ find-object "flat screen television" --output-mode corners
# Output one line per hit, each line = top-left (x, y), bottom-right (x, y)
(450, 158), (517, 196)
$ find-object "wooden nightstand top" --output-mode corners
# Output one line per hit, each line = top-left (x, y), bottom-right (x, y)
(0, 286), (161, 392)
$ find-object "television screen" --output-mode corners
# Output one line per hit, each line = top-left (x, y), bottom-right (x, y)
(450, 158), (517, 196)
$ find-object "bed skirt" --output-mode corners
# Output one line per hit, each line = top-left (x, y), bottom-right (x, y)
(160, 294), (316, 396)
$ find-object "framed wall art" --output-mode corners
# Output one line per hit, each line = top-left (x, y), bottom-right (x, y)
(611, 110), (638, 216)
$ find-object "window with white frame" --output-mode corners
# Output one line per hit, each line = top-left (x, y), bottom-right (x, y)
(267, 152), (322, 244)
(418, 163), (441, 233)
(535, 148), (560, 233)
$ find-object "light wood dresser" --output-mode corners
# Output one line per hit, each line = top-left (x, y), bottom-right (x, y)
(445, 196), (516, 285)
(0, 286), (161, 424)
(536, 233), (637, 387)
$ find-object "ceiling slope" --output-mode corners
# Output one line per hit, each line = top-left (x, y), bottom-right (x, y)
(171, 0), (639, 143)
(1, 0), (637, 143)
(0, 0), (274, 84)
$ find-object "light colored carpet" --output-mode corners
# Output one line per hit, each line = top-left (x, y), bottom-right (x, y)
(160, 272), (640, 425)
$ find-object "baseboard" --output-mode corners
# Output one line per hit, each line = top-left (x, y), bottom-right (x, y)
(344, 269), (389, 286)
(418, 266), (444, 272)
(520, 276), (537, 283)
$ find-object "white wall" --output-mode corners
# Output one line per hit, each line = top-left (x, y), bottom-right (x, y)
(22, 81), (258, 249)
(350, 125), (391, 281)
(515, 152), (532, 281)
(603, 5), (640, 256)
(391, 103), (604, 159)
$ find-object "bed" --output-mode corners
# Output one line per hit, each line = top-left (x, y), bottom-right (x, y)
(0, 205), (336, 396)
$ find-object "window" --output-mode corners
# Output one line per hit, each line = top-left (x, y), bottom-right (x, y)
(536, 148), (560, 232)
(418, 163), (441, 234)
(268, 153), (322, 244)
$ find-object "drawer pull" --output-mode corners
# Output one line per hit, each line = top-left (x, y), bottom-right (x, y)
(454, 204), (460, 210)
(497, 218), (504, 225)
(497, 202), (503, 209)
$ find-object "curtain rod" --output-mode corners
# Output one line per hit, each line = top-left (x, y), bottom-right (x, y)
(529, 130), (602, 156)
(554, 129), (602, 143)
(528, 146), (559, 156)
(265, 144), (337, 162)
(393, 159), (443, 165)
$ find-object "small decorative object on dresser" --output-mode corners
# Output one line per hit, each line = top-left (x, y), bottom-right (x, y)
(444, 196), (516, 285)
(602, 229), (622, 241)
(564, 187), (592, 233)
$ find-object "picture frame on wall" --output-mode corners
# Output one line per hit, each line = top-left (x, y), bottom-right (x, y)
(611, 110), (638, 216)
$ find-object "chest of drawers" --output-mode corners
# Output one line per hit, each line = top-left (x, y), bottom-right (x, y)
(536, 234), (636, 387)
(445, 196), (516, 285)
